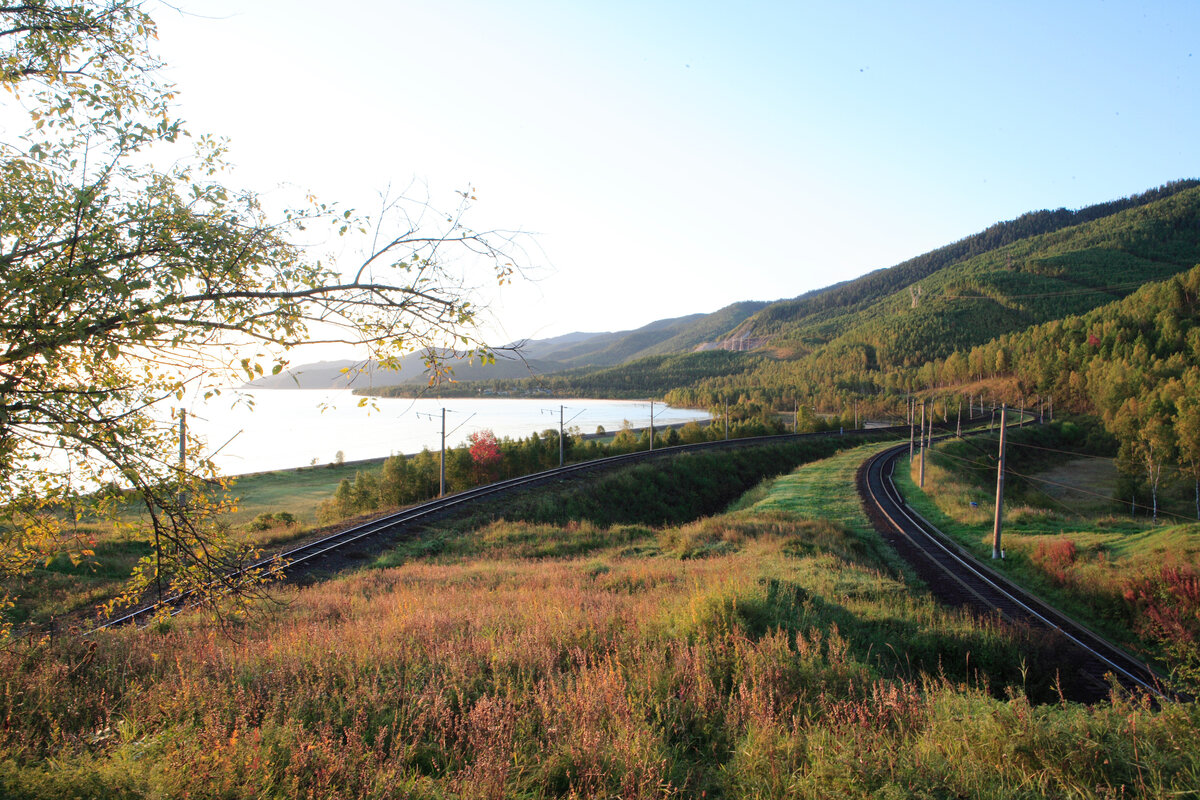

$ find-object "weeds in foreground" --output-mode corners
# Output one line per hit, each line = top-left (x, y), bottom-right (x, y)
(3, 444), (1197, 797)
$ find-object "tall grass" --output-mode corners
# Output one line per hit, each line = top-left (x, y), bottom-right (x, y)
(2, 444), (1197, 797)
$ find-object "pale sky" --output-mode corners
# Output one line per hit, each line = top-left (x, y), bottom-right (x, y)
(152, 0), (1200, 349)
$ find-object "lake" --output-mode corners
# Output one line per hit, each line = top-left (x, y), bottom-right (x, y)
(186, 390), (711, 476)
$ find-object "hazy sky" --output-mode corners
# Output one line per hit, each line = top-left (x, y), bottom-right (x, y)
(153, 1), (1200, 347)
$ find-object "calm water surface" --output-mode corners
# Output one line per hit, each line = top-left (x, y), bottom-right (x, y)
(188, 390), (710, 475)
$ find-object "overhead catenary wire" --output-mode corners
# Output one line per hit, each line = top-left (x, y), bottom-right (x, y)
(923, 436), (1199, 524)
(1004, 440), (1116, 461)
(920, 440), (1113, 520)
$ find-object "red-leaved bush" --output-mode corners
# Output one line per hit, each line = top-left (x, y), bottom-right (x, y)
(1030, 538), (1077, 586)
(468, 429), (503, 482)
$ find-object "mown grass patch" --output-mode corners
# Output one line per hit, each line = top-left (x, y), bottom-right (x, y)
(225, 459), (388, 527)
(747, 440), (911, 574)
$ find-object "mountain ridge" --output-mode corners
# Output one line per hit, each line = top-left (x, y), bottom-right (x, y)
(259, 180), (1200, 393)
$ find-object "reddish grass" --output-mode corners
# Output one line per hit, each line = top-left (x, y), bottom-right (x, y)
(1029, 537), (1077, 585)
(2, 518), (1198, 796)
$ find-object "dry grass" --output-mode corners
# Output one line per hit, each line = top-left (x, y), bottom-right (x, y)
(3, 446), (1198, 797)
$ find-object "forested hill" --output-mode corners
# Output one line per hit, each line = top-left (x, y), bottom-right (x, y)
(512, 300), (771, 368)
(356, 180), (1200, 404)
(783, 181), (1200, 368)
(253, 302), (771, 390)
(732, 179), (1200, 350)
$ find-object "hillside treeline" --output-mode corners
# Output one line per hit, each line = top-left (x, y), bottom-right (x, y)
(918, 264), (1200, 517)
(317, 415), (803, 522)
(739, 179), (1200, 341)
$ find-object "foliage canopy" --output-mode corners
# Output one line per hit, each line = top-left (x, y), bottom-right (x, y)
(0, 1), (524, 626)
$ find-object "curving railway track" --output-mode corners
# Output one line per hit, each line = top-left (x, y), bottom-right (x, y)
(97, 426), (906, 631)
(99, 414), (1181, 703)
(858, 442), (1173, 701)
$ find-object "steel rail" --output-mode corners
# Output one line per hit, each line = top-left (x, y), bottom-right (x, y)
(861, 441), (1170, 699)
(96, 424), (915, 631)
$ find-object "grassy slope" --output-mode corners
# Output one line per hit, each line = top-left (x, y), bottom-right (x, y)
(749, 185), (1200, 358)
(225, 459), (389, 527)
(899, 438), (1200, 671)
(5, 443), (1198, 798)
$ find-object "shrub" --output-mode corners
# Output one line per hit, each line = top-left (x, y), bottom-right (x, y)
(1030, 538), (1077, 585)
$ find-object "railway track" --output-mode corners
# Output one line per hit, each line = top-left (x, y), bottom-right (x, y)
(97, 425), (908, 631)
(858, 441), (1173, 701)
(103, 408), (1165, 704)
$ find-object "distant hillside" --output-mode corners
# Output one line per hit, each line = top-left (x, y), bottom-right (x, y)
(246, 351), (565, 390)
(257, 302), (771, 391)
(733, 179), (1200, 347)
(365, 349), (762, 400)
(270, 180), (1200, 405)
(512, 301), (771, 367)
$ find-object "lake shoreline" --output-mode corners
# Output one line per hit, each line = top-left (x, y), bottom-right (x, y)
(194, 391), (711, 477)
(226, 417), (714, 479)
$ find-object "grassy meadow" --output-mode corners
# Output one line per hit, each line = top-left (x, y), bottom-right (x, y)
(224, 460), (391, 528)
(3, 441), (1198, 798)
(2, 459), (383, 627)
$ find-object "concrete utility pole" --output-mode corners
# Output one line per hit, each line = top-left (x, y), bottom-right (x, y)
(649, 401), (655, 452)
(956, 399), (962, 438)
(854, 399), (859, 430)
(794, 401), (799, 433)
(909, 398), (915, 463)
(724, 398), (729, 441)
(919, 401), (927, 488)
(439, 407), (446, 498)
(545, 405), (585, 467)
(925, 401), (932, 448)
(992, 404), (1008, 559)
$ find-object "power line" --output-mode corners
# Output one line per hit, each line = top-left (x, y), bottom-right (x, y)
(926, 439), (1197, 523)
(1005, 440), (1115, 461)
(1005, 466), (1197, 524)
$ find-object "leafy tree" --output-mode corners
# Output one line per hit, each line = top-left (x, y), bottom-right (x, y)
(0, 2), (525, 623)
(1175, 369), (1200, 520)
(467, 429), (502, 483)
(351, 471), (379, 511)
(1112, 392), (1178, 522)
(379, 454), (414, 507)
